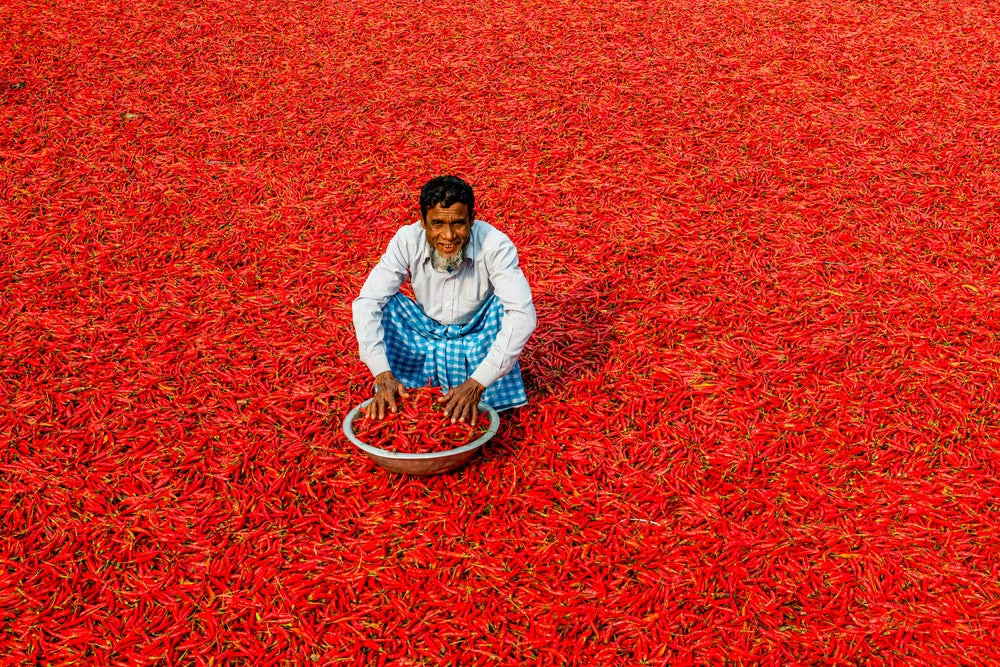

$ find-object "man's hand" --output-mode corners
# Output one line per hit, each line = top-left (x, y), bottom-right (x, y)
(364, 371), (410, 420)
(439, 379), (486, 424)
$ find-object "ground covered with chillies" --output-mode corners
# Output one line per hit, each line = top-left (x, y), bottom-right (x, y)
(2, 0), (999, 663)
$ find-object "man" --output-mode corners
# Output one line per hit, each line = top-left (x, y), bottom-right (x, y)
(352, 175), (536, 424)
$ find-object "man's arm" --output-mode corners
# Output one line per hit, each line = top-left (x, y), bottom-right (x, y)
(470, 236), (536, 387)
(440, 233), (536, 423)
(352, 230), (411, 418)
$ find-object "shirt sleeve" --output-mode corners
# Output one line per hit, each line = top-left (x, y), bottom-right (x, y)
(352, 229), (411, 378)
(470, 234), (537, 387)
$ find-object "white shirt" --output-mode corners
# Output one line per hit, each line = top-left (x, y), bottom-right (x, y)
(352, 220), (537, 387)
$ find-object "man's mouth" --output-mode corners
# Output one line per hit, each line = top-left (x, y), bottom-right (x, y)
(439, 243), (459, 254)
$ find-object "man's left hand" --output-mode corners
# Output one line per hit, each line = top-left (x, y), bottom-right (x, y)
(439, 379), (486, 424)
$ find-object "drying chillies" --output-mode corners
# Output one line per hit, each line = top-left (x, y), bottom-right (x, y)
(353, 385), (489, 453)
(3, 0), (1000, 663)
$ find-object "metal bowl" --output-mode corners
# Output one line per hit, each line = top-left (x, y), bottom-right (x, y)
(343, 399), (500, 475)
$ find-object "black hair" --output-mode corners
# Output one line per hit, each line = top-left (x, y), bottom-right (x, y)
(419, 175), (475, 220)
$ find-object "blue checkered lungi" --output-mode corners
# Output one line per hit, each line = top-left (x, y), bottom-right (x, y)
(381, 293), (527, 411)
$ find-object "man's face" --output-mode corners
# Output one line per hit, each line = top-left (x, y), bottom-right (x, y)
(422, 203), (473, 258)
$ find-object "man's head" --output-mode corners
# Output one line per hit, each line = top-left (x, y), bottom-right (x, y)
(420, 176), (475, 272)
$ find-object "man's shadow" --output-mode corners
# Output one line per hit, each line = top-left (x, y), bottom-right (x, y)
(482, 275), (618, 456)
(520, 274), (618, 395)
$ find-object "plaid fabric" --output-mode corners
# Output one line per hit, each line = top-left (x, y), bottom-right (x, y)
(381, 293), (528, 411)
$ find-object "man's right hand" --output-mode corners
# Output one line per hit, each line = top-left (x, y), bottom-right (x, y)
(363, 371), (410, 420)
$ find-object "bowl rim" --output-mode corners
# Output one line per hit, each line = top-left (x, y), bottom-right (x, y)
(343, 398), (500, 460)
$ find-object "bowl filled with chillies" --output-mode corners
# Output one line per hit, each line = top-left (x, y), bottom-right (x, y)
(343, 385), (500, 475)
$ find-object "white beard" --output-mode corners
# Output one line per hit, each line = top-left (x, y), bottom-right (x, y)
(429, 244), (465, 273)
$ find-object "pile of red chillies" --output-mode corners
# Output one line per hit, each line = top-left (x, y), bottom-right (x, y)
(353, 385), (489, 453)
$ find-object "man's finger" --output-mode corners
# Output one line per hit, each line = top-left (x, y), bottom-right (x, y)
(441, 390), (456, 416)
(456, 397), (471, 423)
